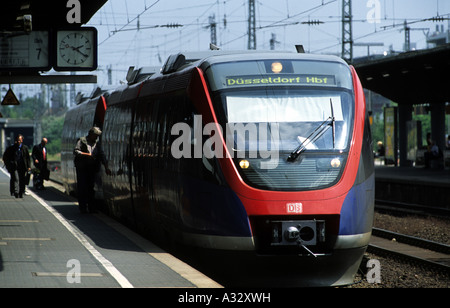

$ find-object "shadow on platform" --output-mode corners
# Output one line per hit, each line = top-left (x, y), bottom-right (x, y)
(30, 186), (154, 253)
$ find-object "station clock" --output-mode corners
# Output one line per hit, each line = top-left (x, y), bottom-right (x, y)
(54, 27), (97, 71)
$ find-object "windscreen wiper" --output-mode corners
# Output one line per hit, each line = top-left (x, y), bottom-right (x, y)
(330, 98), (336, 149)
(287, 98), (336, 162)
(287, 118), (332, 162)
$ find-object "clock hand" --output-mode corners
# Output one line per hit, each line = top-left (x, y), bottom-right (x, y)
(70, 45), (89, 58)
(75, 49), (89, 58)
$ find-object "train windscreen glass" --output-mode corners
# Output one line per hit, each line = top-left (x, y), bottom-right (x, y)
(206, 59), (354, 191)
(226, 94), (349, 151)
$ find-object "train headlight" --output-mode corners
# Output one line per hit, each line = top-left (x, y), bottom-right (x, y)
(330, 158), (341, 168)
(239, 159), (250, 169)
(271, 62), (283, 73)
(316, 157), (342, 171)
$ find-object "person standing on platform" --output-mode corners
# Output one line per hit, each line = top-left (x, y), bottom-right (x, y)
(73, 127), (111, 213)
(375, 141), (385, 157)
(32, 137), (49, 190)
(2, 134), (31, 198)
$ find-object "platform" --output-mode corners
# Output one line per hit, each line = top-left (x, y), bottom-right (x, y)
(0, 167), (221, 288)
(375, 165), (450, 208)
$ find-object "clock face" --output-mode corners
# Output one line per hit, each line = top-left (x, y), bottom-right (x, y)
(55, 28), (97, 70)
(59, 32), (91, 65)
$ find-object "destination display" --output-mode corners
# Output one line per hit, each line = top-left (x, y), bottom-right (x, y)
(226, 74), (336, 87)
(0, 31), (50, 70)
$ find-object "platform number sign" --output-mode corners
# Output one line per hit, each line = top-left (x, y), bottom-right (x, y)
(0, 31), (51, 71)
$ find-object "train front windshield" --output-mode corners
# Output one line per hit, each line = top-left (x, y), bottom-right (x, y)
(205, 59), (355, 191)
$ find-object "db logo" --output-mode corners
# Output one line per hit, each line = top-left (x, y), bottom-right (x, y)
(286, 202), (303, 213)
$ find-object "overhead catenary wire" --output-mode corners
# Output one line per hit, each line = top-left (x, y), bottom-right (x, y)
(99, 0), (161, 45)
(89, 0), (450, 85)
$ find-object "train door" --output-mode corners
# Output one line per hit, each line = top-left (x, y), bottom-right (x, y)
(92, 96), (107, 200)
(130, 97), (155, 235)
(101, 84), (139, 225)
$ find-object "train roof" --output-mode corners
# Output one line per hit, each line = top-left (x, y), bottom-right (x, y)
(194, 50), (345, 65)
(126, 66), (162, 84)
(123, 50), (348, 85)
(156, 50), (348, 76)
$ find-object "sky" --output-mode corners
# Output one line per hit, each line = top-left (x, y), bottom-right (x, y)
(86, 0), (450, 86)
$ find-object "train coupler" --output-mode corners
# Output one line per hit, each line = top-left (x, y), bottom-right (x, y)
(271, 219), (326, 250)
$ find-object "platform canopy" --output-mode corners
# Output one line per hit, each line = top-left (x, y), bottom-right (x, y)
(353, 44), (450, 105)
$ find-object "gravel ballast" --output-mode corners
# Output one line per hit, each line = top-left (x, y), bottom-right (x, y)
(346, 211), (450, 288)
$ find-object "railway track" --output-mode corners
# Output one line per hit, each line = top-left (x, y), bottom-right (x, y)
(375, 199), (450, 218)
(368, 228), (450, 275)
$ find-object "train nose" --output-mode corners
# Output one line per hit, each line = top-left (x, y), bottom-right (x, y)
(284, 226), (300, 242)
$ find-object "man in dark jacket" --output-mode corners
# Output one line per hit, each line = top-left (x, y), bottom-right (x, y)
(32, 137), (49, 190)
(74, 127), (111, 213)
(3, 134), (31, 198)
